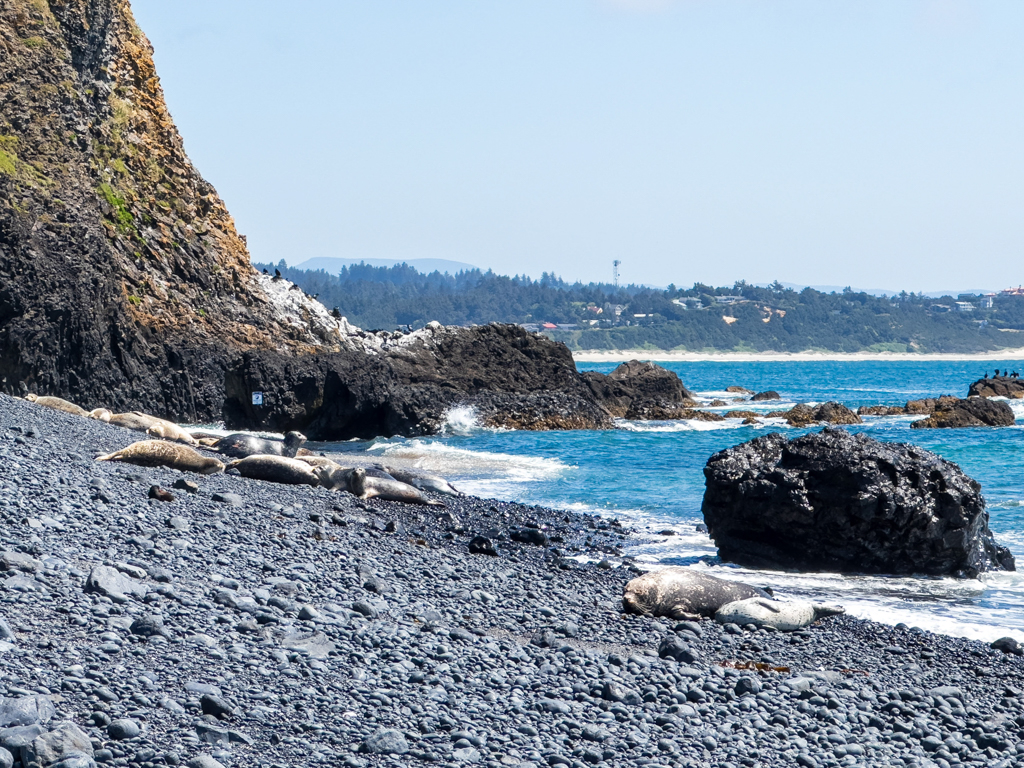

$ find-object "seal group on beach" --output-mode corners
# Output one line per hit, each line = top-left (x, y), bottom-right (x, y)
(622, 568), (770, 621)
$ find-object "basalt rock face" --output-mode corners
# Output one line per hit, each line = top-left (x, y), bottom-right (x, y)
(582, 360), (696, 419)
(910, 397), (1015, 429)
(969, 376), (1024, 399)
(702, 428), (1014, 577)
(224, 324), (614, 440)
(0, 0), (349, 420)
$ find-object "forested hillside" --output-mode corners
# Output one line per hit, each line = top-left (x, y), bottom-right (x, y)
(259, 260), (1024, 353)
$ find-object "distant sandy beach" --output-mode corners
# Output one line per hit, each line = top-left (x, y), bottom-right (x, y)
(573, 348), (1024, 363)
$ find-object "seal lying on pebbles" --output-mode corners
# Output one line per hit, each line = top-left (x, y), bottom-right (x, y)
(315, 466), (444, 506)
(226, 456), (319, 486)
(296, 456), (347, 470)
(715, 597), (845, 631)
(25, 394), (89, 417)
(215, 431), (306, 459)
(97, 440), (224, 474)
(374, 465), (462, 497)
(145, 423), (198, 445)
(622, 568), (770, 620)
(92, 410), (197, 445)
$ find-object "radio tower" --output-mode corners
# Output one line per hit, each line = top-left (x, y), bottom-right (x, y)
(613, 260), (621, 289)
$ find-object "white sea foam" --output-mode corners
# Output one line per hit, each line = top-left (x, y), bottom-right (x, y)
(367, 439), (569, 483)
(438, 405), (489, 436)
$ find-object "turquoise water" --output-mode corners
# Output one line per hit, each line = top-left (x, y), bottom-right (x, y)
(348, 360), (1024, 643)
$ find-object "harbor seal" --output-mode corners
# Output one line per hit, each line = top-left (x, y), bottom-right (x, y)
(315, 466), (444, 507)
(96, 411), (197, 444)
(622, 568), (770, 621)
(215, 431), (307, 459)
(145, 422), (198, 446)
(715, 597), (845, 631)
(226, 456), (319, 486)
(296, 456), (348, 470)
(96, 440), (224, 475)
(24, 394), (89, 417)
(373, 465), (462, 497)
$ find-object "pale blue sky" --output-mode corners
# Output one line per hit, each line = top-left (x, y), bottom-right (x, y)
(132, 1), (1024, 291)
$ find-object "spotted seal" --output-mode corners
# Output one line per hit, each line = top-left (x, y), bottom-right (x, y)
(24, 394), (89, 417)
(215, 431), (307, 459)
(145, 422), (198, 446)
(96, 440), (224, 474)
(226, 455), (319, 486)
(373, 465), (462, 497)
(314, 466), (444, 507)
(622, 568), (770, 621)
(714, 597), (845, 631)
(93, 410), (196, 444)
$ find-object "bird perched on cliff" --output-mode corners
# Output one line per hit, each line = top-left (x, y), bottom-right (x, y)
(984, 373), (988, 379)
(272, 269), (282, 282)
(262, 268), (268, 274)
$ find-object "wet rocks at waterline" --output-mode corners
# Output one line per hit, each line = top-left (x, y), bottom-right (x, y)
(701, 428), (1015, 577)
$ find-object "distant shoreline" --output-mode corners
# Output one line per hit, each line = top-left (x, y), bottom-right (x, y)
(573, 348), (1024, 363)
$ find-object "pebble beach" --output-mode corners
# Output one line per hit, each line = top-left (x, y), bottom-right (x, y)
(2, 393), (1024, 768)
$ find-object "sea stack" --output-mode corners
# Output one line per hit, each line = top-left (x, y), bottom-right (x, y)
(701, 428), (1014, 577)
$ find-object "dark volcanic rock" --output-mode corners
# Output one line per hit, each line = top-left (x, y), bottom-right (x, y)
(904, 396), (959, 415)
(582, 360), (696, 419)
(750, 390), (780, 401)
(702, 428), (1014, 576)
(857, 405), (906, 416)
(224, 324), (613, 439)
(0, 0), (350, 420)
(771, 402), (861, 427)
(910, 397), (1015, 429)
(969, 375), (1024, 399)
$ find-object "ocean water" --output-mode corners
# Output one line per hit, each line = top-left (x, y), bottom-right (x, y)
(327, 359), (1024, 644)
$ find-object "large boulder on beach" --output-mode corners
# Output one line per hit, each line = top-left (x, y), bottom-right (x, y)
(701, 428), (1015, 577)
(910, 397), (1015, 429)
(582, 360), (696, 419)
(969, 376), (1024, 399)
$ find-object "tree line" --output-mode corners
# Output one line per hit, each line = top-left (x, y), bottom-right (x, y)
(257, 261), (1023, 353)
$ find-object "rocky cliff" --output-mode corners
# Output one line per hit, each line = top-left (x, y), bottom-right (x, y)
(0, 0), (699, 438)
(0, 0), (351, 420)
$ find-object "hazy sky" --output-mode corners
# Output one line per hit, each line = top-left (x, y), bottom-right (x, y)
(132, 1), (1024, 292)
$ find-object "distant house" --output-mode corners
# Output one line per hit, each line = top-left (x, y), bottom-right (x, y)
(519, 323), (540, 332)
(930, 304), (952, 313)
(541, 322), (558, 330)
(556, 323), (578, 330)
(586, 306), (603, 314)
(715, 296), (742, 305)
(1002, 286), (1024, 296)
(633, 313), (648, 318)
(612, 305), (624, 318)
(981, 294), (996, 309)
(955, 302), (975, 312)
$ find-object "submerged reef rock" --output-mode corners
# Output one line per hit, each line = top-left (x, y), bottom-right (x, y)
(766, 402), (861, 427)
(702, 428), (1014, 577)
(582, 360), (697, 419)
(910, 397), (1015, 429)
